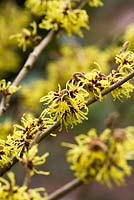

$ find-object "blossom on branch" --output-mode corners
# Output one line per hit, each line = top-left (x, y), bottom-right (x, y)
(40, 85), (89, 129)
(63, 127), (134, 187)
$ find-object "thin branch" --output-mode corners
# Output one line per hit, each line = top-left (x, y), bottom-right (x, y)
(47, 178), (83, 200)
(23, 168), (31, 187)
(12, 29), (55, 87)
(120, 41), (129, 54)
(0, 29), (55, 116)
(37, 121), (60, 143)
(78, 0), (89, 9)
(0, 95), (9, 116)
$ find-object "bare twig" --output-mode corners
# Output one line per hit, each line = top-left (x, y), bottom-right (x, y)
(47, 178), (83, 200)
(23, 167), (31, 187)
(0, 29), (55, 116)
(78, 0), (89, 9)
(37, 121), (60, 143)
(12, 29), (55, 87)
(120, 41), (129, 54)
(0, 95), (9, 116)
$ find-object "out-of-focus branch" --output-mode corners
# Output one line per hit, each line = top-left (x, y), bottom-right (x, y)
(0, 29), (55, 116)
(48, 178), (83, 200)
(78, 0), (89, 9)
(12, 29), (55, 87)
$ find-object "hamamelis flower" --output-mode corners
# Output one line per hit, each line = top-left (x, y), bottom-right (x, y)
(63, 127), (134, 187)
(115, 51), (134, 74)
(14, 113), (54, 137)
(0, 172), (47, 200)
(108, 68), (134, 101)
(108, 50), (134, 100)
(10, 21), (41, 51)
(0, 79), (20, 95)
(25, 0), (47, 16)
(39, 1), (89, 36)
(111, 82), (134, 100)
(70, 71), (110, 101)
(40, 85), (89, 129)
(20, 144), (49, 176)
(0, 113), (54, 169)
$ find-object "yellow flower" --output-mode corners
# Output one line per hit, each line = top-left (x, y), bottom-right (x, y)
(40, 85), (89, 129)
(115, 51), (134, 74)
(108, 50), (134, 100)
(0, 172), (47, 200)
(0, 79), (20, 95)
(70, 70), (110, 101)
(20, 144), (49, 176)
(63, 127), (134, 187)
(39, 1), (89, 36)
(111, 82), (134, 100)
(10, 21), (41, 51)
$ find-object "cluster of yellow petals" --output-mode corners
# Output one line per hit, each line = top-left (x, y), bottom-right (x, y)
(0, 114), (53, 168)
(40, 85), (89, 129)
(0, 172), (47, 200)
(0, 79), (20, 96)
(38, 0), (89, 36)
(40, 50), (134, 129)
(63, 127), (134, 187)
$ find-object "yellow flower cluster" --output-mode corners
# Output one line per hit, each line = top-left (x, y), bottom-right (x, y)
(11, 22), (41, 51)
(26, 0), (103, 15)
(110, 51), (134, 100)
(40, 85), (89, 129)
(39, 1), (89, 36)
(40, 50), (134, 129)
(0, 79), (20, 96)
(13, 0), (90, 51)
(20, 44), (113, 112)
(0, 172), (47, 200)
(20, 144), (49, 176)
(21, 22), (134, 112)
(115, 51), (134, 73)
(0, 113), (53, 168)
(63, 127), (134, 187)
(70, 71), (110, 101)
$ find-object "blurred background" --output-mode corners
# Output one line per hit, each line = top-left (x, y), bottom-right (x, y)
(0, 0), (134, 199)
